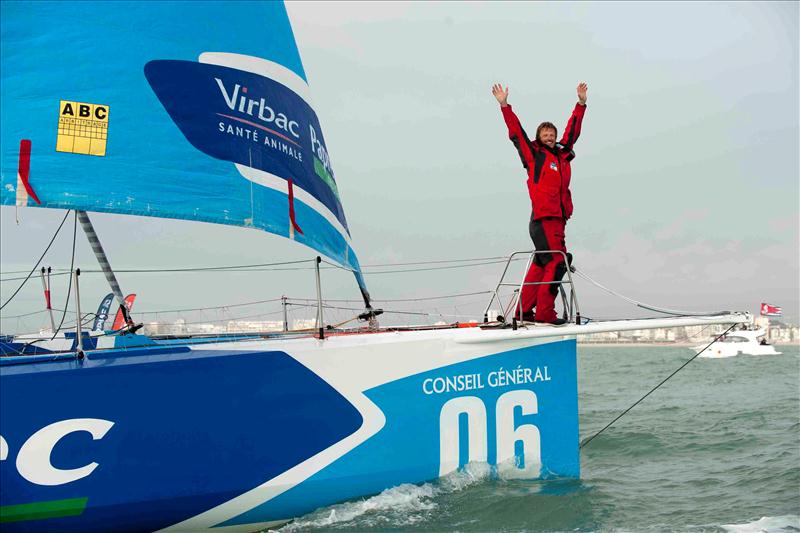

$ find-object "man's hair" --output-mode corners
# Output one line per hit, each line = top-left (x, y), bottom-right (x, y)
(536, 122), (557, 142)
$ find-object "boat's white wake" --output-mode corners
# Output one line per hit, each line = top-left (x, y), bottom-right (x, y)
(721, 514), (800, 533)
(271, 463), (492, 532)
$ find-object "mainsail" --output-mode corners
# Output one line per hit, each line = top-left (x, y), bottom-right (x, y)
(0, 1), (369, 298)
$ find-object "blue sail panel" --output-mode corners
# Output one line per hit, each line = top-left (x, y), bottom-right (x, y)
(0, 1), (364, 280)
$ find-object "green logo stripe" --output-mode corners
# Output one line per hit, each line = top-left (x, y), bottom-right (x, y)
(0, 497), (88, 523)
(313, 156), (340, 200)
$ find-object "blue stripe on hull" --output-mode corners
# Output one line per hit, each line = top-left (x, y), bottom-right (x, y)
(1, 339), (578, 531)
(0, 348), (362, 532)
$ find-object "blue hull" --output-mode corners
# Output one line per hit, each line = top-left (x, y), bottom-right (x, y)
(0, 334), (578, 531)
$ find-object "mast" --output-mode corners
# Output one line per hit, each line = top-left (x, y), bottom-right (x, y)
(352, 271), (382, 328)
(76, 210), (136, 330)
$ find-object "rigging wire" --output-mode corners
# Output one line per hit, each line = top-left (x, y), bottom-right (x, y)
(579, 322), (739, 449)
(92, 291), (492, 322)
(135, 297), (284, 315)
(363, 260), (510, 275)
(291, 301), (476, 320)
(2, 255), (506, 275)
(73, 259), (316, 274)
(1, 309), (55, 319)
(11, 309), (295, 343)
(3, 246), (740, 331)
(0, 256), (506, 274)
(0, 210), (70, 310)
(2, 255), (522, 283)
(373, 290), (493, 303)
(8, 313), (98, 350)
(69, 258), (512, 276)
(1, 271), (71, 283)
(0, 291), (491, 325)
(573, 267), (727, 317)
(363, 256), (509, 267)
(320, 257), (518, 275)
(286, 290), (493, 304)
(1, 261), (503, 279)
(51, 212), (78, 340)
(0, 267), (315, 280)
(149, 309), (286, 327)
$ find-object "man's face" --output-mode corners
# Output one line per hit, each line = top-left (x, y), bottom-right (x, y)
(540, 127), (556, 148)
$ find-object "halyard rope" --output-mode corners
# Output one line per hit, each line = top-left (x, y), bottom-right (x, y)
(572, 266), (727, 317)
(50, 212), (78, 339)
(0, 210), (70, 310)
(1, 256), (514, 278)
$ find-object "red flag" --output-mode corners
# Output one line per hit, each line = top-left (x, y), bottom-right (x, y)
(760, 303), (782, 316)
(112, 294), (137, 330)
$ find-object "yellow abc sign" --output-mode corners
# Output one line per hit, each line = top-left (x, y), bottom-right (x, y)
(56, 100), (109, 157)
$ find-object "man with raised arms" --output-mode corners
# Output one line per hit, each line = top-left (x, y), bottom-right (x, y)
(492, 82), (588, 325)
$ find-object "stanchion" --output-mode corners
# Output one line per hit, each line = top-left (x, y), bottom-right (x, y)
(74, 268), (84, 358)
(315, 257), (324, 339)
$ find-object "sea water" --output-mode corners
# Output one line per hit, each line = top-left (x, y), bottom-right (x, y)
(272, 345), (800, 532)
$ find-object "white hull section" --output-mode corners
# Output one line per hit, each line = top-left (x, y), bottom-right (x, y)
(161, 327), (572, 531)
(695, 328), (781, 358)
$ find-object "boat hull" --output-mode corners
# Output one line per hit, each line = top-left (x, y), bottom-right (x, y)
(697, 344), (782, 358)
(695, 331), (782, 358)
(0, 329), (578, 531)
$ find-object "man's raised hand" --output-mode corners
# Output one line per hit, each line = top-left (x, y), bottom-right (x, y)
(577, 82), (588, 105)
(492, 84), (509, 107)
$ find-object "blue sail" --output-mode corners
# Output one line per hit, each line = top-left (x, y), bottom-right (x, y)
(0, 1), (368, 294)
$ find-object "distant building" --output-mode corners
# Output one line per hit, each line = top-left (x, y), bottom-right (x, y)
(292, 318), (317, 330)
(577, 330), (619, 343)
(226, 320), (284, 333)
(653, 328), (675, 342)
(187, 323), (224, 335)
(682, 325), (706, 341)
(767, 322), (800, 344)
(755, 316), (770, 330)
(143, 318), (187, 336)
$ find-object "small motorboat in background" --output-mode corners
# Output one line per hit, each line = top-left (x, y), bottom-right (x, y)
(696, 328), (781, 358)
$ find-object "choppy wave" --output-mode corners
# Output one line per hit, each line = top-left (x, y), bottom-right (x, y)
(721, 515), (800, 533)
(272, 463), (491, 532)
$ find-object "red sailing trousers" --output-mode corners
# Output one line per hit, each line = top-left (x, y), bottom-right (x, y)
(518, 216), (567, 323)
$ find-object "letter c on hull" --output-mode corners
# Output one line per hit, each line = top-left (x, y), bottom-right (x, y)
(16, 418), (115, 486)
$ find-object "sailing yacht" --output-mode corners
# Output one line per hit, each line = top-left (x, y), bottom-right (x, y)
(0, 2), (745, 531)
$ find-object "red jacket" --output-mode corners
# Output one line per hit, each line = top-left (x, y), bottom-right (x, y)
(501, 103), (586, 220)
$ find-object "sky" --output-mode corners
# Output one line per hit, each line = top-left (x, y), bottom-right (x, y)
(1, 1), (798, 332)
